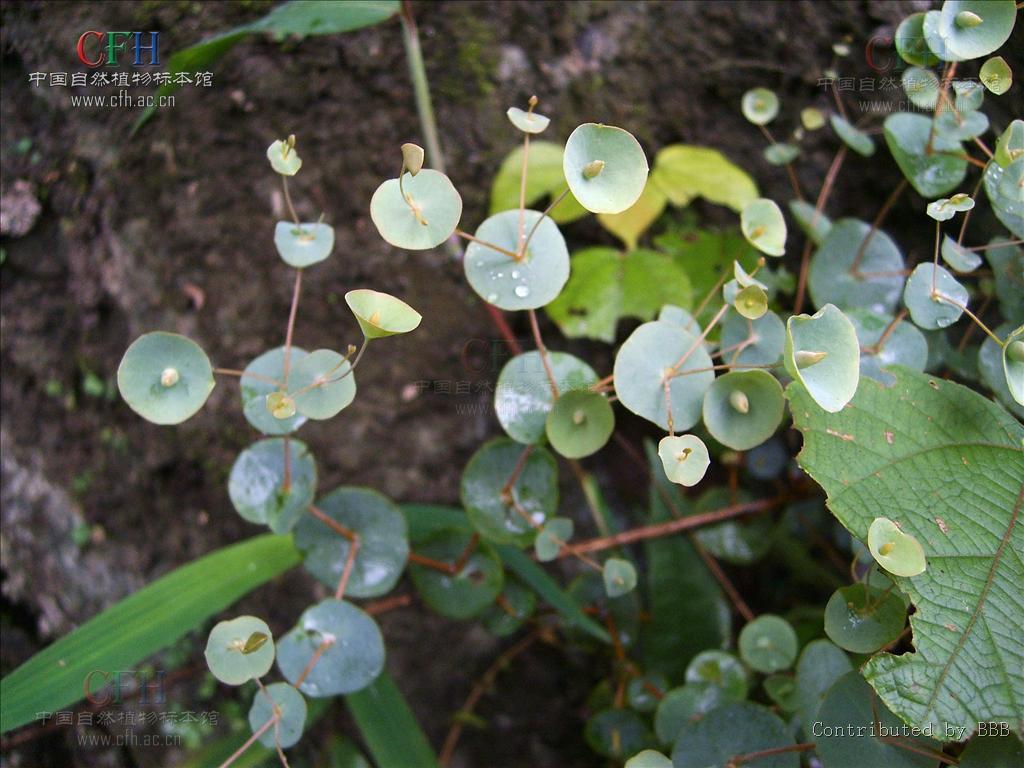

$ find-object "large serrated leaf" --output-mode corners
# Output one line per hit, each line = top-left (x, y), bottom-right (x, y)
(788, 367), (1024, 734)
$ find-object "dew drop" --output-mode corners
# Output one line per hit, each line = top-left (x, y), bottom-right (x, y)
(514, 285), (530, 298)
(511, 270), (520, 279)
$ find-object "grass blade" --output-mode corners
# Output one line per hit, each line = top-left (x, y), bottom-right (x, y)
(0, 534), (300, 734)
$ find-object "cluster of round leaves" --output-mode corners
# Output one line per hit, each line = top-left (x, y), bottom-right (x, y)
(116, 137), (434, 754)
(598, 606), (956, 768)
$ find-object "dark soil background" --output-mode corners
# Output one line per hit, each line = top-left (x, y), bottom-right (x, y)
(1, 1), (1019, 766)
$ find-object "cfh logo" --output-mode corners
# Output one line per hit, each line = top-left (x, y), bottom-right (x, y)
(84, 669), (166, 706)
(76, 31), (160, 67)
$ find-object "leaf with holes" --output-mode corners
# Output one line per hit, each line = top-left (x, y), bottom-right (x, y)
(789, 367), (1024, 733)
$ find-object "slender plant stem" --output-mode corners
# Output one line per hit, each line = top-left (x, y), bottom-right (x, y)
(692, 538), (755, 622)
(528, 309), (559, 398)
(851, 179), (906, 275)
(281, 177), (300, 227)
(668, 304), (729, 376)
(399, 1), (461, 260)
(966, 238), (1023, 251)
(518, 133), (530, 252)
(757, 123), (803, 201)
(439, 630), (542, 766)
(957, 174), (986, 246)
(218, 715), (278, 768)
(454, 229), (521, 260)
(729, 742), (816, 766)
(795, 145), (846, 313)
(926, 62), (957, 155)
(282, 269), (303, 385)
(518, 188), (570, 258)
(556, 497), (782, 558)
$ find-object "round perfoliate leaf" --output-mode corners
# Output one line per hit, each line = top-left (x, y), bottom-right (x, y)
(288, 349), (356, 420)
(720, 309), (785, 367)
(545, 389), (614, 459)
(903, 263), (968, 330)
(507, 106), (550, 134)
(495, 351), (597, 444)
(277, 599), (384, 697)
(654, 684), (729, 744)
(801, 107), (826, 131)
(534, 516), (573, 562)
(248, 683), (306, 749)
(739, 614), (798, 673)
(784, 304), (860, 413)
(830, 115), (874, 157)
(370, 169), (462, 250)
(980, 55), (1013, 95)
(1003, 325), (1024, 405)
(625, 750), (672, 768)
(938, 0), (1018, 61)
(205, 616), (275, 686)
(741, 198), (786, 257)
(563, 123), (649, 214)
(294, 487), (409, 598)
(409, 530), (504, 619)
(994, 120), (1024, 169)
(603, 558), (638, 598)
(345, 289), (421, 339)
(118, 332), (215, 425)
(585, 709), (656, 759)
(229, 438), (316, 534)
(685, 651), (749, 699)
(763, 143), (800, 166)
(267, 137), (301, 176)
(884, 112), (967, 198)
(480, 577), (536, 637)
(824, 583), (907, 654)
(627, 673), (669, 713)
(267, 391), (297, 420)
(941, 234), (983, 272)
(274, 222), (334, 268)
(816, 671), (939, 768)
(657, 434), (710, 487)
(734, 284), (768, 320)
(953, 79), (985, 113)
(241, 347), (307, 435)
(847, 308), (928, 385)
(901, 67), (940, 109)
(464, 209), (570, 310)
(614, 320), (715, 431)
(702, 370), (784, 451)
(867, 517), (927, 577)
(807, 218), (905, 314)
(461, 438), (558, 546)
(741, 87), (779, 125)
(671, 702), (799, 768)
(895, 12), (941, 66)
(926, 193), (975, 221)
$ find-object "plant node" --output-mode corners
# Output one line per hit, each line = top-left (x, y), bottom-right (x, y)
(160, 367), (180, 387)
